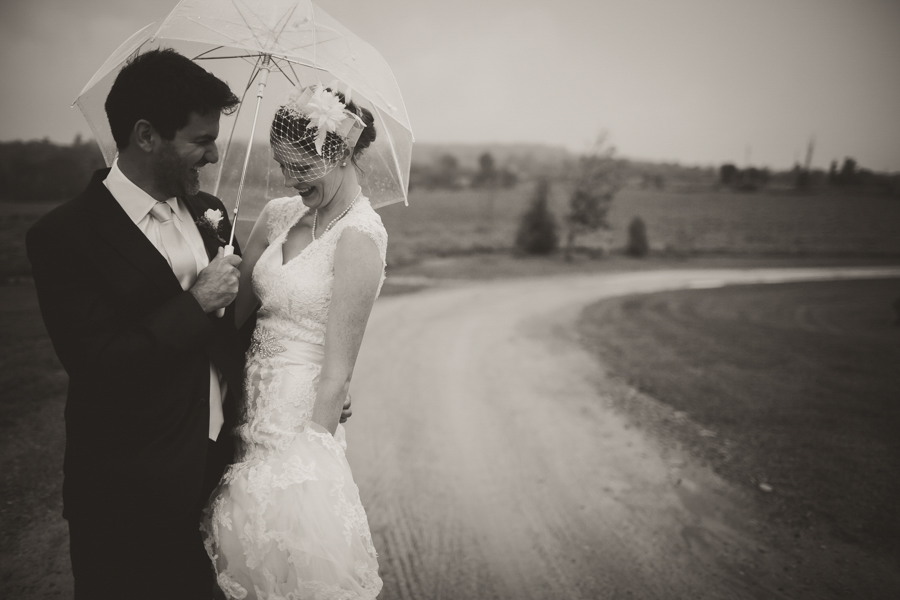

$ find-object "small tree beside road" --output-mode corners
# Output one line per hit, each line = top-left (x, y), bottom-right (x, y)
(564, 134), (625, 260)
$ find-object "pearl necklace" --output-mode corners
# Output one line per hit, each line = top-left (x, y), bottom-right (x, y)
(312, 188), (361, 241)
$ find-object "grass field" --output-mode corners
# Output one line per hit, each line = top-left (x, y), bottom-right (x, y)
(6, 185), (900, 282)
(0, 284), (71, 597)
(577, 278), (900, 566)
(2, 186), (900, 596)
(374, 186), (900, 267)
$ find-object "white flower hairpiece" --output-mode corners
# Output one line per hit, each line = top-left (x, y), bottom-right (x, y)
(283, 85), (366, 156)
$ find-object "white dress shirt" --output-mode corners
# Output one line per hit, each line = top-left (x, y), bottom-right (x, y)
(104, 158), (226, 441)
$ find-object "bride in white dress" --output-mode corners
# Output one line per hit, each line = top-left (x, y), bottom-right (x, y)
(201, 86), (385, 599)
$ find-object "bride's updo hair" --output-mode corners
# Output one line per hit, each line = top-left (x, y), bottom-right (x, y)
(270, 89), (376, 168)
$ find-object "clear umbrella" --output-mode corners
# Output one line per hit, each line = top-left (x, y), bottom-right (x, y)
(75, 0), (413, 250)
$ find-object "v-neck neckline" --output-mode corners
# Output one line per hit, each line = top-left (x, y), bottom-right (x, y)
(276, 196), (363, 268)
(278, 202), (314, 268)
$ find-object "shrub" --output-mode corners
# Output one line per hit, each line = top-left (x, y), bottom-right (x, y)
(515, 179), (558, 255)
(626, 217), (650, 257)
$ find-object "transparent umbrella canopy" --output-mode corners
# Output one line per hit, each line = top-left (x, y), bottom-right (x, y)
(75, 0), (413, 246)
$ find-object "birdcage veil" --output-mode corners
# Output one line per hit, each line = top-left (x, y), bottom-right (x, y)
(270, 85), (366, 183)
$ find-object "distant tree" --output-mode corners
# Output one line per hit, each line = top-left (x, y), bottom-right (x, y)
(639, 173), (665, 189)
(0, 137), (105, 201)
(719, 164), (738, 186)
(625, 217), (650, 257)
(736, 167), (769, 192)
(471, 151), (497, 188)
(472, 151), (518, 189)
(497, 169), (518, 188)
(836, 157), (858, 186)
(794, 163), (812, 190)
(435, 153), (460, 188)
(564, 134), (624, 260)
(718, 165), (769, 192)
(515, 178), (558, 255)
(409, 153), (463, 190)
(478, 152), (495, 177)
(828, 160), (838, 185)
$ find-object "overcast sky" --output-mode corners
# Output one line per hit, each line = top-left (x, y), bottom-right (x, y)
(1, 0), (898, 170)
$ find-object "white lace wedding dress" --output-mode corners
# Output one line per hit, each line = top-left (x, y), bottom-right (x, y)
(201, 196), (386, 600)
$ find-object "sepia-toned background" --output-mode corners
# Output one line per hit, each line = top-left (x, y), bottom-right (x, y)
(2, 1), (899, 598)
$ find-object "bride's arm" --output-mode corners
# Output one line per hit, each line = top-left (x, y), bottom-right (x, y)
(233, 203), (271, 329)
(311, 229), (383, 434)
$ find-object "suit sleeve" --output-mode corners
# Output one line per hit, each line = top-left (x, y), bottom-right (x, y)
(26, 217), (215, 385)
(204, 193), (257, 352)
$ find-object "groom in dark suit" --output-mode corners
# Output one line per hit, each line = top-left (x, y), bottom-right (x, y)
(28, 49), (247, 598)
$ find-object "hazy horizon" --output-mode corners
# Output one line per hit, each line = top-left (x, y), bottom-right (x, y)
(2, 0), (898, 171)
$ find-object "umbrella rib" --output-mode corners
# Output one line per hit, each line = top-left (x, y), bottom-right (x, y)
(192, 46), (226, 60)
(312, 7), (319, 78)
(382, 122), (410, 205)
(270, 3), (303, 52)
(229, 0), (269, 52)
(275, 55), (332, 73)
(155, 5), (179, 37)
(177, 12), (346, 63)
(174, 12), (261, 47)
(242, 61), (262, 93)
(180, 16), (250, 46)
(271, 57), (297, 87)
(287, 61), (303, 88)
(213, 55), (262, 197)
(195, 54), (263, 61)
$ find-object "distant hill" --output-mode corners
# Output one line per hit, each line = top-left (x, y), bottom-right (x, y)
(409, 142), (720, 189)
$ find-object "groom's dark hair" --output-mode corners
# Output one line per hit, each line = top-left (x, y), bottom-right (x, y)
(105, 48), (240, 150)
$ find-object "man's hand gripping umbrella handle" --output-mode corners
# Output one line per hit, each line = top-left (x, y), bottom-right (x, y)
(213, 245), (234, 318)
(214, 209), (238, 317)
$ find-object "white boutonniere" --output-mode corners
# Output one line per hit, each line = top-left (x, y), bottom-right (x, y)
(196, 208), (227, 244)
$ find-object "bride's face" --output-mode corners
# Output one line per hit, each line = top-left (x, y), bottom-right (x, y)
(272, 143), (345, 210)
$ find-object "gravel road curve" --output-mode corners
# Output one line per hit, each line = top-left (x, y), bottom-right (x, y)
(345, 267), (900, 600)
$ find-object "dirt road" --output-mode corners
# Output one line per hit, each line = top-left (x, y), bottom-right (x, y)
(7, 266), (900, 599)
(345, 267), (900, 600)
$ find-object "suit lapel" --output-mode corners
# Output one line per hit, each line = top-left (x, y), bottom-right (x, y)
(82, 170), (183, 295)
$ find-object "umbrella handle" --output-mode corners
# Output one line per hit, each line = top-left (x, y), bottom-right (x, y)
(214, 244), (235, 318)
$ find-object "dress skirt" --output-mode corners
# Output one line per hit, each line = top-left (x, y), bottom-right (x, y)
(201, 336), (381, 600)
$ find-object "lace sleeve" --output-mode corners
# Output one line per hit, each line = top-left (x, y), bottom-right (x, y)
(334, 204), (388, 298)
(265, 196), (304, 244)
(338, 208), (388, 267)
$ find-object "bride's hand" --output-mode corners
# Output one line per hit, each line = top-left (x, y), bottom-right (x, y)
(340, 387), (352, 423)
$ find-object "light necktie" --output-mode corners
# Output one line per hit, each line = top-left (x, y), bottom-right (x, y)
(149, 202), (198, 291)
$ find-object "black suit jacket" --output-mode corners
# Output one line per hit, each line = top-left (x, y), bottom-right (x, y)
(27, 168), (251, 525)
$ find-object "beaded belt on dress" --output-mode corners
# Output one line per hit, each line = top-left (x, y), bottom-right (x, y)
(249, 326), (325, 366)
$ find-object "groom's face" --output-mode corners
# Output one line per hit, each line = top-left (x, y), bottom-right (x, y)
(152, 111), (221, 198)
